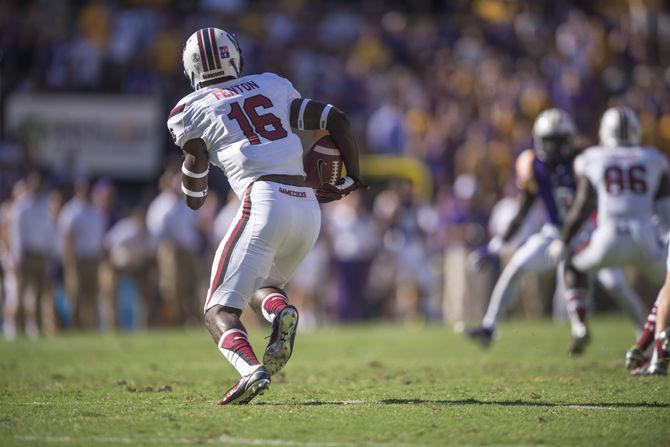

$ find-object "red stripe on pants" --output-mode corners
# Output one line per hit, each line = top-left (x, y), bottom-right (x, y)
(205, 185), (252, 308)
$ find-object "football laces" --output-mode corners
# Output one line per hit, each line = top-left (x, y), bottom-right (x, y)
(330, 160), (340, 184)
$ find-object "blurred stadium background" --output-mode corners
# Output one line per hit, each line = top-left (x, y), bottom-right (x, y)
(1, 0), (670, 336)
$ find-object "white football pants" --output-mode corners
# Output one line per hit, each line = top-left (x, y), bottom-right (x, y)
(204, 180), (321, 312)
(482, 224), (645, 329)
(572, 219), (666, 287)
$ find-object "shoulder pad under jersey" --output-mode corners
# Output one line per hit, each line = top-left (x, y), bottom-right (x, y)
(515, 149), (537, 193)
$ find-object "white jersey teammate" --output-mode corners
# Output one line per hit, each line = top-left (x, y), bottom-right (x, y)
(167, 27), (363, 404)
(548, 106), (670, 355)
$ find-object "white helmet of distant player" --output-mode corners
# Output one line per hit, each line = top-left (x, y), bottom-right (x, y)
(598, 106), (641, 148)
(532, 108), (577, 163)
(182, 27), (243, 90)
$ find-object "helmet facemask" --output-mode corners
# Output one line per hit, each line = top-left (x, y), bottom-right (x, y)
(225, 32), (244, 76)
(532, 109), (577, 165)
(536, 134), (574, 165)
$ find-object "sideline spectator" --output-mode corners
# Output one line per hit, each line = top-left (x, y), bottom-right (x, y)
(58, 178), (105, 329)
(157, 174), (202, 325)
(1, 182), (24, 340)
(324, 191), (380, 320)
(8, 171), (56, 338)
(104, 208), (157, 328)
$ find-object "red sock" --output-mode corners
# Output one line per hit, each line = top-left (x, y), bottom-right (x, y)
(636, 304), (657, 351)
(218, 329), (261, 377)
(261, 292), (288, 323)
(566, 289), (588, 338)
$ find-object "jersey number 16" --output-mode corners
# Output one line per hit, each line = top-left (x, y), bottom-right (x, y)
(227, 94), (288, 145)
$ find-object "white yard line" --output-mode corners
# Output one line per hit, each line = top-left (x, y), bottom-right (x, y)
(301, 400), (366, 405)
(563, 405), (617, 410)
(293, 400), (641, 410)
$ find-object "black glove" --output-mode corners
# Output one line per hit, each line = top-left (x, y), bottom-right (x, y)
(315, 183), (344, 203)
(315, 176), (366, 203)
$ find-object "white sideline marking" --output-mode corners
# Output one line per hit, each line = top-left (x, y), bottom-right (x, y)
(302, 399), (366, 405)
(564, 405), (617, 410)
(294, 400), (626, 410)
(297, 400), (626, 410)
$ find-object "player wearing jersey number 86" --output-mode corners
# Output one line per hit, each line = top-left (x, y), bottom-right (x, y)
(550, 106), (670, 360)
(167, 27), (363, 405)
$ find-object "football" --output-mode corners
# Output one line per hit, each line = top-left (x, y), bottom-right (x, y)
(303, 135), (343, 188)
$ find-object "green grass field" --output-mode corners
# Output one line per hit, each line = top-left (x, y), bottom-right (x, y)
(1, 317), (669, 446)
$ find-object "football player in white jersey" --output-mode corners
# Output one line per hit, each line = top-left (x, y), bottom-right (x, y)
(548, 106), (670, 360)
(167, 28), (363, 404)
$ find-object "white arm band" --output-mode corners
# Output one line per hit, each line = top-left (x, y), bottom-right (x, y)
(181, 163), (209, 179)
(297, 99), (310, 130)
(319, 104), (333, 130)
(181, 183), (207, 198)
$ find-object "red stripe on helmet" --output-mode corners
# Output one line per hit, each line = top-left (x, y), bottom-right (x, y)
(196, 30), (209, 71)
(209, 28), (222, 69)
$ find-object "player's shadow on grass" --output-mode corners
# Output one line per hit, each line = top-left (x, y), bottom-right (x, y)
(260, 399), (669, 409)
(379, 398), (670, 409)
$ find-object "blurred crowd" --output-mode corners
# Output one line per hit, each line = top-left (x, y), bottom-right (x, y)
(0, 166), (445, 337)
(2, 0), (670, 335)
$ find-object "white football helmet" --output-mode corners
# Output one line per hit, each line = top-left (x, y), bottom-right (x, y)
(532, 108), (576, 163)
(182, 27), (243, 90)
(598, 106), (640, 148)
